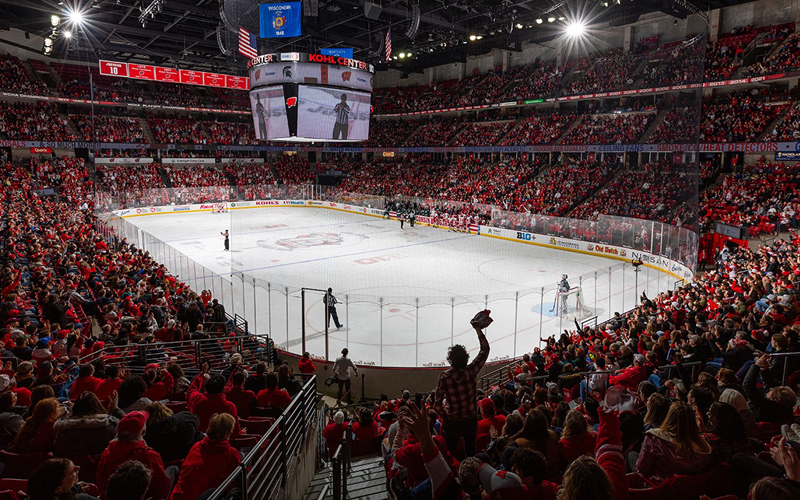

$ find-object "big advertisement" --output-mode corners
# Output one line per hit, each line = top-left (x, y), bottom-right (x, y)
(296, 85), (371, 141)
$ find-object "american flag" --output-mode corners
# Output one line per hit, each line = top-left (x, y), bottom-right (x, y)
(385, 27), (392, 61)
(238, 27), (258, 59)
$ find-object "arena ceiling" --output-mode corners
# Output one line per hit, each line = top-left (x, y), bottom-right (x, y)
(0, 0), (762, 73)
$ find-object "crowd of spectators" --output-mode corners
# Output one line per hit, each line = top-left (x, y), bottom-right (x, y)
(148, 117), (206, 144)
(743, 33), (800, 76)
(0, 169), (302, 499)
(572, 163), (696, 223)
(362, 119), (420, 148)
(700, 92), (786, 143)
(96, 162), (166, 202)
(650, 106), (699, 144)
(165, 165), (228, 188)
(272, 155), (314, 184)
(500, 112), (577, 145)
(403, 118), (463, 147)
(321, 233), (800, 500)
(449, 121), (515, 146)
(203, 121), (256, 146)
(767, 102), (800, 141)
(699, 160), (800, 233)
(72, 114), (146, 144)
(560, 112), (654, 145)
(30, 156), (91, 207)
(0, 102), (75, 141)
(0, 54), (47, 95)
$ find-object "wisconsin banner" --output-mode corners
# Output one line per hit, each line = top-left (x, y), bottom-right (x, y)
(259, 2), (302, 38)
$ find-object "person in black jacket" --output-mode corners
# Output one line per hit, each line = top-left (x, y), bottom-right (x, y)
(743, 354), (796, 424)
(244, 361), (268, 394)
(143, 401), (203, 463)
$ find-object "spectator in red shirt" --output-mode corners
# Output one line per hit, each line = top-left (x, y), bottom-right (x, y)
(255, 372), (292, 410)
(352, 409), (379, 440)
(476, 398), (506, 452)
(509, 448), (560, 500)
(558, 410), (598, 469)
(95, 365), (124, 403)
(10, 397), (61, 453)
(298, 351), (316, 374)
(322, 411), (349, 458)
(224, 371), (256, 418)
(96, 410), (171, 500)
(187, 372), (241, 436)
(142, 366), (174, 402)
(433, 318), (490, 458)
(170, 413), (241, 500)
(609, 353), (648, 390)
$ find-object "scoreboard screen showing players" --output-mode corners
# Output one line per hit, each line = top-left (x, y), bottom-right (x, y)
(249, 86), (290, 140)
(248, 52), (373, 142)
(296, 86), (371, 141)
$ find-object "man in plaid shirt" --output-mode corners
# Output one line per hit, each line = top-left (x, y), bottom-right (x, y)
(434, 322), (490, 457)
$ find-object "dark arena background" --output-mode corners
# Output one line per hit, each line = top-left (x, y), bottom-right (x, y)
(0, 1), (799, 499)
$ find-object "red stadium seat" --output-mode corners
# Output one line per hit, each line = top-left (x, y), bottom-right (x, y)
(0, 451), (53, 479)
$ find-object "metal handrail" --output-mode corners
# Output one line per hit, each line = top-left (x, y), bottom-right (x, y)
(205, 375), (318, 500)
(768, 351), (800, 385)
(480, 357), (525, 392)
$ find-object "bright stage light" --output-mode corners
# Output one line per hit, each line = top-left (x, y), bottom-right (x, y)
(565, 20), (586, 38)
(51, 15), (60, 27)
(63, 30), (72, 38)
(67, 9), (84, 25)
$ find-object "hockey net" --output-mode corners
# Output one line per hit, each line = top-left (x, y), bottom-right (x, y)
(556, 287), (594, 322)
(211, 203), (228, 213)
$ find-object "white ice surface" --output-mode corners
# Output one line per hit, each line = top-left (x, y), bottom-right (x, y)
(127, 208), (675, 366)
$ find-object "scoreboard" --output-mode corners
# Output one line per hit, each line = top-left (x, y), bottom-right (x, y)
(99, 60), (249, 90)
(248, 52), (374, 142)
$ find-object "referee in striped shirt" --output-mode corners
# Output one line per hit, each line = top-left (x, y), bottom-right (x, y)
(332, 93), (350, 140)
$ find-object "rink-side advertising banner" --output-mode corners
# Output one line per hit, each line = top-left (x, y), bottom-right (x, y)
(260, 2), (302, 38)
(114, 199), (694, 282)
(5, 139), (800, 154)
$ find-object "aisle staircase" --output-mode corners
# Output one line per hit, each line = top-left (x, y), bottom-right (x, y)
(639, 109), (668, 143)
(139, 117), (156, 144)
(303, 456), (385, 500)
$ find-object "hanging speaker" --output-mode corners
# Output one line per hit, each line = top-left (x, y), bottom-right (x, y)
(364, 2), (382, 20)
(406, 4), (420, 39)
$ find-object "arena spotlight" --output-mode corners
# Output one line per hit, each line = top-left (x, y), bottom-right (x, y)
(63, 30), (72, 38)
(50, 15), (60, 27)
(67, 9), (84, 25)
(399, 52), (405, 58)
(515, 23), (523, 29)
(44, 37), (53, 47)
(535, 18), (543, 24)
(547, 16), (556, 22)
(565, 20), (586, 38)
(469, 34), (476, 41)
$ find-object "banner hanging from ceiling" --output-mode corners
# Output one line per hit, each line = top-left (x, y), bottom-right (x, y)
(260, 2), (302, 38)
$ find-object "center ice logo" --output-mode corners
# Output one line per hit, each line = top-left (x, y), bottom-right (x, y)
(275, 233), (343, 250)
(257, 232), (367, 251)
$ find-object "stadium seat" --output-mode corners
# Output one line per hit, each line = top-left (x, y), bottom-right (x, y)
(239, 417), (275, 436)
(0, 451), (53, 479)
(165, 400), (188, 413)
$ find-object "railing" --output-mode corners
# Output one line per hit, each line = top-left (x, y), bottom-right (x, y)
(78, 334), (274, 374)
(480, 357), (524, 392)
(206, 375), (319, 500)
(770, 351), (800, 385)
(330, 426), (352, 500)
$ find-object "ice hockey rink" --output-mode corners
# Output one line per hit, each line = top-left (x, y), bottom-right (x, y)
(126, 207), (675, 366)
